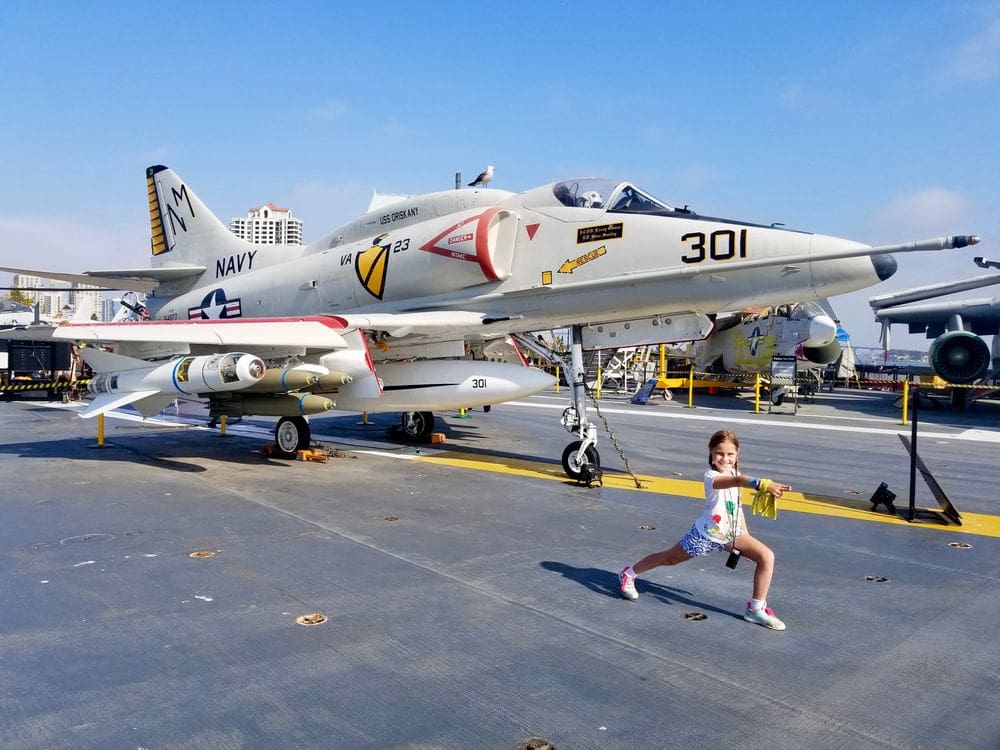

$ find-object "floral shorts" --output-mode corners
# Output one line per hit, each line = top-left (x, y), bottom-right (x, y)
(680, 525), (729, 557)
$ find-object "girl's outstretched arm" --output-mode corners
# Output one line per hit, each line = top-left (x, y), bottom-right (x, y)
(712, 474), (791, 497)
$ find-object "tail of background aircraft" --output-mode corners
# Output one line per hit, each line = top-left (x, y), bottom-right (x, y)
(146, 165), (256, 268)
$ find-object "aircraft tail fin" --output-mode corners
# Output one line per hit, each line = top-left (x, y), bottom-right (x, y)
(78, 390), (161, 418)
(146, 165), (254, 267)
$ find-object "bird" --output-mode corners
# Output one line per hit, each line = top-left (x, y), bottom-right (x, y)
(468, 165), (494, 188)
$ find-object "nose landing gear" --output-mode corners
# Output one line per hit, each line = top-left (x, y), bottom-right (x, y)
(561, 438), (601, 486)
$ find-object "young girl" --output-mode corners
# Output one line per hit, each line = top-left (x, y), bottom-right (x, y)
(619, 429), (790, 630)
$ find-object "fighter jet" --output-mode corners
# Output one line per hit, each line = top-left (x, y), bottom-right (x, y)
(0, 168), (979, 480)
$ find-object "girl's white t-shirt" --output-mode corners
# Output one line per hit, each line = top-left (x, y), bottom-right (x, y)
(697, 468), (745, 544)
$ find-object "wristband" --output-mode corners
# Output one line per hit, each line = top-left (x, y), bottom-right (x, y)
(746, 476), (761, 490)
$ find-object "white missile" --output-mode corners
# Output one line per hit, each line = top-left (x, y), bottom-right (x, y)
(335, 359), (555, 411)
(79, 348), (266, 418)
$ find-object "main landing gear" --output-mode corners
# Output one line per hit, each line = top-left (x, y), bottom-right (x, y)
(515, 325), (602, 485)
(398, 411), (436, 442)
(275, 415), (311, 454)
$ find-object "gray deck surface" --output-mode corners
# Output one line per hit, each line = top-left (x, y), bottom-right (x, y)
(1, 387), (998, 749)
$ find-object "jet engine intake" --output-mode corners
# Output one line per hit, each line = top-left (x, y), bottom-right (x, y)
(929, 331), (990, 384)
(801, 340), (842, 365)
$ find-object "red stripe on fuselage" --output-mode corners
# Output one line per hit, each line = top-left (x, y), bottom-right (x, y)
(60, 315), (351, 331)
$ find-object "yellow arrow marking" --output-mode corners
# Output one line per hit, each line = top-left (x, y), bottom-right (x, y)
(558, 245), (607, 274)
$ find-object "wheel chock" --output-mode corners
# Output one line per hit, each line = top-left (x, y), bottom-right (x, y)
(429, 433), (446, 444)
(296, 448), (329, 463)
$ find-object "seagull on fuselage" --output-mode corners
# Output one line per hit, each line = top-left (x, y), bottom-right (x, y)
(468, 165), (494, 188)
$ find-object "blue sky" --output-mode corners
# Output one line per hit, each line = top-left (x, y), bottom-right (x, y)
(1, 1), (997, 348)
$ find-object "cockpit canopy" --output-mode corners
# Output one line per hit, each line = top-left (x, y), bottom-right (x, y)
(744, 301), (828, 322)
(550, 179), (678, 214)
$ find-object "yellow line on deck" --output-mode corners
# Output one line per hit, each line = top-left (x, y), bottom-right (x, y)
(415, 450), (1000, 539)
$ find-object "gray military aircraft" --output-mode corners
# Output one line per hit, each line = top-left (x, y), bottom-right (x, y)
(871, 264), (1000, 384)
(0, 167), (980, 480)
(689, 301), (843, 377)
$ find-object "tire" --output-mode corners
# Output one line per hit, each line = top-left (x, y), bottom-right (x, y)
(275, 416), (311, 454)
(400, 411), (435, 441)
(561, 440), (600, 482)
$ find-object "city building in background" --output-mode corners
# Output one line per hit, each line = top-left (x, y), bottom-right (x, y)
(229, 203), (302, 245)
(12, 274), (41, 303)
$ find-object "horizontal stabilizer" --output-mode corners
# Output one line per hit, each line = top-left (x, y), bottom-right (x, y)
(0, 266), (205, 294)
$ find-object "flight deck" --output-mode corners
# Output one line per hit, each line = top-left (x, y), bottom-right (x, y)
(1, 388), (998, 749)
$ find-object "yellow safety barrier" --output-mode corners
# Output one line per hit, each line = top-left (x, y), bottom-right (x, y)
(0, 379), (90, 392)
(648, 368), (810, 413)
(899, 379), (997, 425)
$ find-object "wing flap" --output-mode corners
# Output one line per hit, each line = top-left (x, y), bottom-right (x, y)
(335, 310), (495, 339)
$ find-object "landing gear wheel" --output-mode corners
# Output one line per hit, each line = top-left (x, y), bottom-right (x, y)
(400, 411), (435, 442)
(561, 440), (601, 483)
(275, 416), (311, 454)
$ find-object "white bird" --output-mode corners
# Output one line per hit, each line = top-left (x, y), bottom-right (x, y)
(468, 165), (494, 188)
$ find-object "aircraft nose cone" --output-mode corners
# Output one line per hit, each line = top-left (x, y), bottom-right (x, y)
(806, 314), (838, 347)
(871, 253), (897, 281)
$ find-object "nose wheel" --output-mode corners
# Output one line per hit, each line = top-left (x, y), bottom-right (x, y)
(562, 440), (601, 485)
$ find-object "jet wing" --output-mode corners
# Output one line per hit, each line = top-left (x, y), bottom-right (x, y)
(5, 312), (503, 352)
(875, 297), (1000, 336)
(50, 316), (351, 349)
(40, 311), (503, 349)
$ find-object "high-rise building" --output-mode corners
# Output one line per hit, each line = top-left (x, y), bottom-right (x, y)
(12, 274), (41, 302)
(229, 203), (303, 245)
(41, 287), (71, 318)
(102, 297), (121, 322)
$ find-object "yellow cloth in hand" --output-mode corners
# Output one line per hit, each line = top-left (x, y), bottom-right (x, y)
(751, 478), (777, 519)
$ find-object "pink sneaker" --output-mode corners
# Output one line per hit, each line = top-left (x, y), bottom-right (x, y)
(744, 602), (785, 630)
(619, 567), (638, 600)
